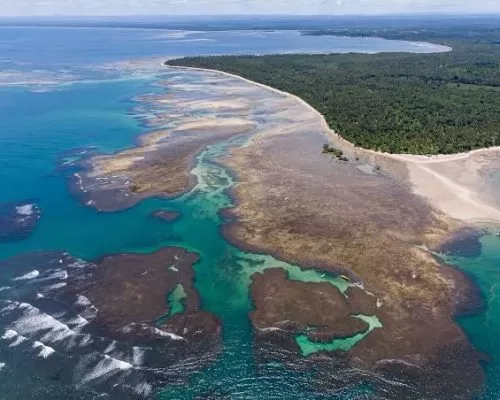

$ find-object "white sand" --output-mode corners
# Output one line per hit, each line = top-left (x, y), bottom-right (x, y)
(393, 149), (500, 223)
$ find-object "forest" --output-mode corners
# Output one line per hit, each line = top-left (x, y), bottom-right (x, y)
(167, 24), (500, 154)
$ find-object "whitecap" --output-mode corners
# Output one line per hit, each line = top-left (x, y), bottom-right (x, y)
(103, 341), (117, 354)
(9, 334), (28, 347)
(67, 260), (88, 269)
(260, 327), (283, 332)
(66, 315), (89, 330)
(0, 286), (11, 292)
(44, 282), (67, 291)
(36, 269), (68, 282)
(0, 362), (5, 371)
(0, 301), (17, 315)
(15, 204), (34, 216)
(152, 328), (185, 341)
(104, 355), (133, 370)
(12, 270), (40, 281)
(33, 341), (56, 358)
(7, 301), (76, 342)
(79, 355), (133, 385)
(134, 382), (153, 397)
(75, 295), (92, 307)
(132, 346), (145, 366)
(1, 329), (27, 347)
(1, 329), (19, 340)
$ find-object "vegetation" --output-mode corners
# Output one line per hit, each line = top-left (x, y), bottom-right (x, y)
(322, 144), (348, 161)
(167, 24), (500, 155)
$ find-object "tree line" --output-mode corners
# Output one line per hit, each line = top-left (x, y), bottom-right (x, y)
(167, 25), (500, 154)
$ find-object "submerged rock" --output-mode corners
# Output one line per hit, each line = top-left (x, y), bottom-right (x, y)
(149, 209), (181, 222)
(437, 226), (485, 258)
(0, 200), (41, 242)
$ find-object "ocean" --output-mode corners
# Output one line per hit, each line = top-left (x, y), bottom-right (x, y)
(0, 24), (496, 399)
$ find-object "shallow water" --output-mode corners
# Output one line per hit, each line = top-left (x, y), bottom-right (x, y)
(447, 235), (500, 400)
(0, 25), (495, 399)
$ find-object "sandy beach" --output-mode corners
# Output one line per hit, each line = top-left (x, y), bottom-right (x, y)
(168, 64), (500, 225)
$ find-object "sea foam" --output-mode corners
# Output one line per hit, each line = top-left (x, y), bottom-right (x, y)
(12, 270), (40, 281)
(33, 341), (56, 358)
(75, 295), (92, 307)
(152, 327), (185, 341)
(79, 355), (133, 385)
(15, 204), (34, 216)
(5, 301), (76, 343)
(1, 329), (19, 340)
(1, 329), (28, 347)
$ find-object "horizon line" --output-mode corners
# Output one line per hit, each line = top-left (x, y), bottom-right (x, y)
(1, 12), (499, 18)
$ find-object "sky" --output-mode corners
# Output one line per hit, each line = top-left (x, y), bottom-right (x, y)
(0, 0), (497, 16)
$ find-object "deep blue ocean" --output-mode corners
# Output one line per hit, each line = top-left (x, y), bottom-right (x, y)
(0, 25), (498, 399)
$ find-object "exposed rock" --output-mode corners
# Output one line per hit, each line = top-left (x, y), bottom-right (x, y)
(250, 268), (374, 348)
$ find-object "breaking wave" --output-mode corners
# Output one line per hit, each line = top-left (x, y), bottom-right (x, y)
(0, 252), (215, 399)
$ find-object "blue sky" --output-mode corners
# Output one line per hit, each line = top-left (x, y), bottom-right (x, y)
(0, 0), (496, 16)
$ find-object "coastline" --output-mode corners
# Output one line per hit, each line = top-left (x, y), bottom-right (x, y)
(166, 63), (500, 225)
(44, 59), (490, 398)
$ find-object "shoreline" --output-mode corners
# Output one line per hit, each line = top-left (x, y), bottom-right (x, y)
(166, 63), (500, 225)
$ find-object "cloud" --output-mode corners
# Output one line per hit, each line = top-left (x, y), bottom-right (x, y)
(0, 0), (494, 16)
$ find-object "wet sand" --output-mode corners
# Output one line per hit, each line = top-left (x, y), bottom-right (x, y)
(73, 70), (280, 211)
(172, 65), (500, 225)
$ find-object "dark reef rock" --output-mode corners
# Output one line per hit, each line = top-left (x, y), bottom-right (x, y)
(306, 318), (368, 342)
(150, 209), (181, 222)
(345, 285), (378, 315)
(0, 248), (221, 399)
(250, 268), (376, 350)
(0, 200), (41, 242)
(441, 264), (486, 318)
(437, 226), (485, 258)
(248, 266), (485, 400)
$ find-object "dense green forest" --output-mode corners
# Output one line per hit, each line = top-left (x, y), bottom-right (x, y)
(167, 25), (500, 154)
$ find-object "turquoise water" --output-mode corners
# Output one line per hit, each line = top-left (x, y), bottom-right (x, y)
(148, 141), (382, 398)
(0, 78), (180, 261)
(446, 235), (500, 400)
(167, 284), (188, 317)
(0, 25), (496, 399)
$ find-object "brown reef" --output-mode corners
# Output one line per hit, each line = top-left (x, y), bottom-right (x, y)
(64, 67), (488, 398)
(63, 247), (221, 349)
(250, 268), (372, 343)
(220, 125), (486, 398)
(0, 248), (221, 398)
(72, 71), (262, 212)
